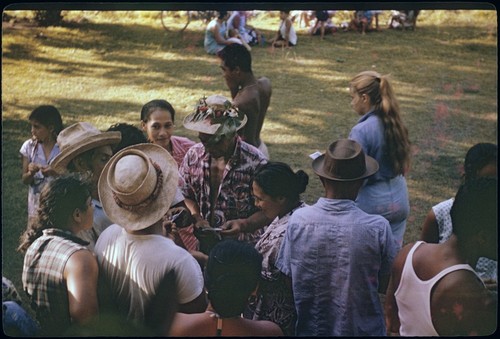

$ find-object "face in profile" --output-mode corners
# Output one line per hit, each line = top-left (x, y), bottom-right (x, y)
(252, 181), (284, 220)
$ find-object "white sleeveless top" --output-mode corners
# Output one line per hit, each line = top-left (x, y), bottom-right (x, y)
(394, 241), (481, 336)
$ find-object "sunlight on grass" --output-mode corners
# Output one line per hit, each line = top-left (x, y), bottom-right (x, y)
(2, 9), (497, 297)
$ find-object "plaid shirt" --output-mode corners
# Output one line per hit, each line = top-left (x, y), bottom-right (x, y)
(22, 228), (89, 335)
(179, 136), (267, 243)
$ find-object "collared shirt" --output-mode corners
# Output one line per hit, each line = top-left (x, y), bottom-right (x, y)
(22, 228), (89, 336)
(275, 198), (398, 336)
(349, 110), (396, 182)
(179, 136), (267, 243)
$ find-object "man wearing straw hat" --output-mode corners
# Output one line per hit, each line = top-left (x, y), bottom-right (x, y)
(180, 94), (270, 262)
(95, 143), (206, 333)
(275, 139), (398, 336)
(51, 122), (121, 250)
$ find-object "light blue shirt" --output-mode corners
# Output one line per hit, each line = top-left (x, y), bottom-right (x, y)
(275, 198), (397, 336)
(349, 110), (396, 183)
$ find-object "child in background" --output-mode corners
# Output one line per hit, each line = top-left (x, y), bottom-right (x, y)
(20, 105), (63, 225)
(227, 28), (252, 51)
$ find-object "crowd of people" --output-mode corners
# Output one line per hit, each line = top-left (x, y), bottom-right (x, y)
(203, 9), (419, 54)
(4, 24), (497, 336)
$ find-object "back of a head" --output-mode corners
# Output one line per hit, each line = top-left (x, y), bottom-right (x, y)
(451, 177), (497, 257)
(204, 240), (262, 318)
(107, 123), (147, 154)
(217, 43), (252, 73)
(464, 143), (497, 182)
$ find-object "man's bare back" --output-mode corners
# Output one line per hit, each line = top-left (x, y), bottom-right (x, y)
(233, 77), (271, 153)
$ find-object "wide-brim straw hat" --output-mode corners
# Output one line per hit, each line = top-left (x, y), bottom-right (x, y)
(51, 122), (121, 174)
(312, 139), (379, 181)
(183, 94), (247, 135)
(98, 143), (178, 231)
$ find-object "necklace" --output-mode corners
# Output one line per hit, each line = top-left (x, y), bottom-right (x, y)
(238, 81), (258, 92)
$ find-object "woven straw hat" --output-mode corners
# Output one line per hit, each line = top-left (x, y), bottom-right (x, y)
(312, 139), (379, 181)
(51, 122), (121, 174)
(183, 94), (247, 135)
(98, 143), (178, 231)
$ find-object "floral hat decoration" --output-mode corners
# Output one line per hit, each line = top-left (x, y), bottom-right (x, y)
(183, 94), (247, 144)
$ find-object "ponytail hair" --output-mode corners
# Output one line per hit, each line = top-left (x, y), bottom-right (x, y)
(350, 71), (411, 175)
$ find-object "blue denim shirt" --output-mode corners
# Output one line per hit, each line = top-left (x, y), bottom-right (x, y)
(349, 110), (396, 182)
(275, 198), (398, 336)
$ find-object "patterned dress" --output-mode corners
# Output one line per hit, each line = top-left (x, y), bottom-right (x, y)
(248, 202), (306, 336)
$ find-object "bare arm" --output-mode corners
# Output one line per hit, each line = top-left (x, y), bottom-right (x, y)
(212, 23), (230, 45)
(420, 209), (439, 243)
(220, 210), (272, 237)
(64, 250), (99, 325)
(384, 244), (412, 335)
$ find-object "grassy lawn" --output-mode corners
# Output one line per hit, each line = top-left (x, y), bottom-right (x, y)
(2, 9), (497, 305)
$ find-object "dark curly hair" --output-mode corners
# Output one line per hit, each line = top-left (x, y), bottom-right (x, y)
(18, 174), (92, 253)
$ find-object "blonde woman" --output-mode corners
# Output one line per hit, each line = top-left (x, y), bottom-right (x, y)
(348, 70), (411, 248)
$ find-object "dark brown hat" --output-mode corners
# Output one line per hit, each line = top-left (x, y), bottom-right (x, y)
(312, 139), (379, 181)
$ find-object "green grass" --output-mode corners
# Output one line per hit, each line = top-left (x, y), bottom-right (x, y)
(2, 9), (497, 306)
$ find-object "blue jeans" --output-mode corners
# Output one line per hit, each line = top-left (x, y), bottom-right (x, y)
(3, 301), (40, 336)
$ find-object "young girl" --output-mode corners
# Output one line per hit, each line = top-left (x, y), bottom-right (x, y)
(20, 105), (63, 225)
(348, 71), (411, 248)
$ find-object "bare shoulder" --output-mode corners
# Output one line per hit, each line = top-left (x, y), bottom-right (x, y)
(241, 319), (284, 336)
(432, 269), (496, 335)
(66, 249), (97, 273)
(257, 77), (272, 91)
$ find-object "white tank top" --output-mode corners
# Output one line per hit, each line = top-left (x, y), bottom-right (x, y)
(394, 241), (479, 336)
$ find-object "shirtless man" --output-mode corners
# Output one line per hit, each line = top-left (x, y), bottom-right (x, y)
(180, 95), (270, 265)
(385, 177), (497, 336)
(217, 43), (272, 159)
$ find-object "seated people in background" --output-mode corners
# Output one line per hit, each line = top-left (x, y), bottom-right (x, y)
(420, 142), (497, 282)
(276, 139), (398, 336)
(107, 122), (147, 154)
(169, 239), (284, 337)
(180, 95), (270, 265)
(204, 11), (232, 55)
(309, 10), (332, 40)
(385, 177), (497, 336)
(50, 122), (121, 250)
(227, 28), (252, 51)
(18, 175), (99, 336)
(94, 143), (206, 333)
(269, 10), (297, 47)
(217, 44), (272, 158)
(226, 11), (260, 46)
(349, 10), (374, 34)
(246, 162), (309, 336)
(20, 105), (63, 226)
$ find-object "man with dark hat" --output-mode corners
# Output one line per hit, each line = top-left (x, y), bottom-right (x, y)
(275, 139), (398, 336)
